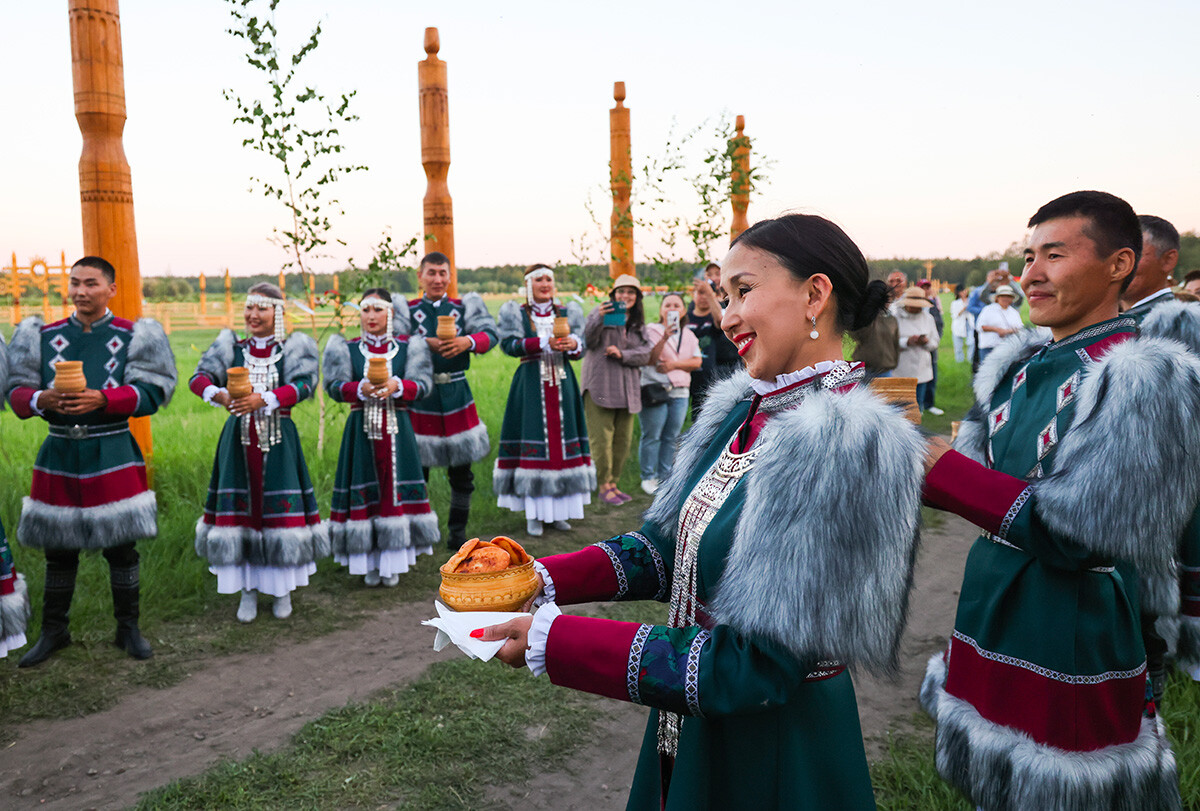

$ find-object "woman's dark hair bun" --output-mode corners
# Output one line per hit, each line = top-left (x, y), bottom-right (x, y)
(850, 279), (890, 331)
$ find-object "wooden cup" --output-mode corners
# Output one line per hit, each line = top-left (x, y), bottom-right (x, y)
(553, 316), (570, 339)
(436, 315), (458, 342)
(367, 356), (390, 387)
(226, 367), (252, 399)
(52, 361), (86, 393)
(868, 376), (922, 425)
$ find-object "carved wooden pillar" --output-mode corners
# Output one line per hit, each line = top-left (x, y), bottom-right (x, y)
(609, 82), (634, 280)
(224, 268), (233, 326)
(730, 115), (751, 242)
(70, 0), (151, 457)
(419, 27), (456, 297)
(199, 272), (207, 315)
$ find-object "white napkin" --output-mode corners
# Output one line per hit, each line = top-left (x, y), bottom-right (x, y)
(422, 600), (530, 662)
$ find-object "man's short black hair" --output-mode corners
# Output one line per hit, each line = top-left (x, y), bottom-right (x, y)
(419, 251), (450, 270)
(1027, 191), (1142, 292)
(1138, 215), (1180, 255)
(72, 256), (116, 284)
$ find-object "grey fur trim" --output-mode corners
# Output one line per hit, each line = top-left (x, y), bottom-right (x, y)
(919, 651), (946, 719)
(708, 386), (925, 676)
(971, 328), (1051, 405)
(18, 490), (157, 549)
(1033, 337), (1200, 573)
(195, 518), (330, 567)
(330, 512), (440, 556)
(492, 463), (597, 499)
(322, 334), (352, 392)
(1140, 565), (1181, 618)
(391, 298), (413, 336)
(461, 292), (499, 339)
(951, 403), (989, 464)
(1, 574), (29, 641)
(193, 328), (238, 387)
(644, 369), (755, 541)
(7, 316), (45, 394)
(922, 653), (1180, 810)
(404, 334), (433, 399)
(282, 332), (319, 389)
(0, 333), (8, 410)
(497, 300), (524, 342)
(416, 421), (491, 467)
(1140, 300), (1200, 353)
(565, 300), (585, 337)
(126, 318), (178, 406)
(1175, 615), (1200, 672)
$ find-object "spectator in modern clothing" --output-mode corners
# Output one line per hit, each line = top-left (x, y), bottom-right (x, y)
(968, 265), (1024, 371)
(1184, 269), (1200, 298)
(950, 284), (975, 362)
(891, 286), (940, 408)
(687, 262), (740, 419)
(850, 270), (906, 377)
(639, 293), (702, 495)
(917, 279), (945, 415)
(976, 284), (1023, 362)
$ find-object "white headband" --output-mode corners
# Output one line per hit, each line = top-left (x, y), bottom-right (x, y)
(359, 295), (394, 336)
(524, 267), (554, 281)
(245, 293), (286, 343)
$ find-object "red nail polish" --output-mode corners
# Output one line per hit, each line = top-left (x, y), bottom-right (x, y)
(469, 628), (484, 639)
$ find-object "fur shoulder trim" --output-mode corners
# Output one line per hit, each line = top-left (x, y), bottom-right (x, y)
(1140, 300), (1200, 354)
(972, 328), (1050, 405)
(1034, 335), (1200, 573)
(404, 330), (433, 394)
(710, 386), (924, 675)
(282, 331), (319, 388)
(565, 300), (585, 335)
(951, 404), (989, 465)
(391, 298), (413, 336)
(643, 369), (754, 539)
(126, 318), (178, 406)
(461, 292), (498, 335)
(496, 300), (525, 341)
(322, 334), (351, 388)
(193, 329), (238, 387)
(7, 316), (45, 393)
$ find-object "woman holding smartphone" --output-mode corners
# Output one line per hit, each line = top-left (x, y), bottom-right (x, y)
(638, 293), (702, 494)
(581, 275), (653, 505)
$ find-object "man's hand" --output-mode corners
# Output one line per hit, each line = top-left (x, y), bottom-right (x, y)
(924, 435), (953, 476)
(59, 389), (107, 416)
(437, 336), (473, 359)
(229, 393), (266, 416)
(36, 388), (66, 414)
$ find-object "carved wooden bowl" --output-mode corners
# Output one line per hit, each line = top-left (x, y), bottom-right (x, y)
(52, 361), (86, 393)
(226, 367), (252, 399)
(438, 559), (539, 613)
(868, 376), (922, 425)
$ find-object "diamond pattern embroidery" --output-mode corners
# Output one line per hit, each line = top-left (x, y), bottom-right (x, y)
(103, 376), (119, 389)
(49, 334), (69, 353)
(1012, 367), (1027, 393)
(988, 401), (1011, 437)
(1037, 418), (1058, 460)
(1076, 348), (1093, 365)
(1027, 463), (1045, 480)
(104, 357), (119, 373)
(1057, 371), (1080, 413)
(106, 336), (124, 354)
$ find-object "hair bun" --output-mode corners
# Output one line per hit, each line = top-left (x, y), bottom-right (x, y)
(851, 279), (890, 330)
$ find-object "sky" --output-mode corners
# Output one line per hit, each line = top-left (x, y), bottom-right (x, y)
(3, 0), (1198, 277)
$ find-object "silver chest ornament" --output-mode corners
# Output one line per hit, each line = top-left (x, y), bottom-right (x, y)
(240, 343), (283, 452)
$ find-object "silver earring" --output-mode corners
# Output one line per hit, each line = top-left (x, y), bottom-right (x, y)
(809, 316), (820, 340)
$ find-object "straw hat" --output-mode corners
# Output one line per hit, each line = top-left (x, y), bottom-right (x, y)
(994, 284), (1017, 299)
(611, 274), (641, 291)
(900, 286), (933, 308)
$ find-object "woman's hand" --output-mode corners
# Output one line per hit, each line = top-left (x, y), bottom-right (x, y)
(924, 435), (952, 476)
(368, 378), (401, 399)
(598, 301), (614, 315)
(519, 572), (546, 613)
(229, 392), (266, 416)
(605, 345), (623, 360)
(211, 389), (232, 409)
(474, 616), (533, 668)
(657, 359), (675, 373)
(551, 336), (578, 352)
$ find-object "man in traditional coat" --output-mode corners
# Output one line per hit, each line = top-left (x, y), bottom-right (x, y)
(405, 252), (499, 549)
(9, 256), (176, 667)
(921, 192), (1197, 808)
(1122, 215), (1180, 319)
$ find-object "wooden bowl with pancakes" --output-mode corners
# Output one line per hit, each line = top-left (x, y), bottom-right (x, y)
(438, 537), (539, 612)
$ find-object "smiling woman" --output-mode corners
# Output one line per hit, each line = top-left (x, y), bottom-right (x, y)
(472, 214), (927, 810)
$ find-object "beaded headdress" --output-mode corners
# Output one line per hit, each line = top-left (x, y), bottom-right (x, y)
(524, 265), (555, 309)
(245, 293), (286, 343)
(359, 295), (393, 337)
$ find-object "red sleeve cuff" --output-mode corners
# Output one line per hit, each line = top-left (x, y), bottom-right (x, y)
(539, 546), (621, 605)
(522, 337), (542, 356)
(923, 449), (1030, 536)
(471, 332), (492, 353)
(189, 374), (214, 398)
(272, 384), (299, 408)
(545, 614), (641, 702)
(9, 386), (36, 418)
(340, 381), (360, 402)
(102, 385), (140, 415)
(399, 379), (420, 401)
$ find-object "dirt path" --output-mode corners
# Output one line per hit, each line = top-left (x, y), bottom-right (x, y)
(0, 515), (975, 810)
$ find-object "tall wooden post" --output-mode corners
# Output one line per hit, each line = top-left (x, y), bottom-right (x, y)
(418, 27), (456, 296)
(730, 115), (751, 242)
(199, 272), (207, 315)
(70, 0), (151, 458)
(224, 268), (233, 326)
(278, 270), (286, 296)
(9, 254), (21, 323)
(609, 82), (634, 280)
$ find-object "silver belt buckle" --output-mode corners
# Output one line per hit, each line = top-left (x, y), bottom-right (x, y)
(433, 373), (452, 385)
(67, 424), (87, 440)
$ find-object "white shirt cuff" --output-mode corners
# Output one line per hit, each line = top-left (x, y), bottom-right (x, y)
(389, 376), (405, 399)
(357, 378), (371, 398)
(467, 335), (478, 352)
(532, 559), (557, 606)
(261, 390), (280, 414)
(538, 336), (552, 352)
(525, 602), (562, 677)
(202, 384), (223, 406)
(29, 390), (44, 416)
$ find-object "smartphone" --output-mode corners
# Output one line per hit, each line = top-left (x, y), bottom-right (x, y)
(666, 310), (680, 330)
(603, 300), (628, 327)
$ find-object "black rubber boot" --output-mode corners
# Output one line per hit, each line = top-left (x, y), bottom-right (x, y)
(111, 563), (153, 660)
(447, 464), (475, 551)
(18, 562), (75, 668)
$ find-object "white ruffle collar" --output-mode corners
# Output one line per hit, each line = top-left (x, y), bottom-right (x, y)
(750, 360), (839, 395)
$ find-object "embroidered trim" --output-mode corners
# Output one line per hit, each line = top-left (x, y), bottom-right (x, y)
(685, 630), (710, 717)
(626, 623), (652, 705)
(1051, 317), (1137, 351)
(590, 541), (629, 599)
(952, 630), (1146, 684)
(629, 531), (669, 600)
(998, 487), (1031, 539)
